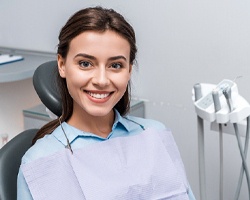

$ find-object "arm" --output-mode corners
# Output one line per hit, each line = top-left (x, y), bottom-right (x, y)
(17, 168), (33, 200)
(188, 187), (196, 200)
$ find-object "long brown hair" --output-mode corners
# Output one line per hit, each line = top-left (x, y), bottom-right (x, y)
(32, 7), (137, 144)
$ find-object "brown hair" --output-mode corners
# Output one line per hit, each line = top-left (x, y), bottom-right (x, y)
(32, 6), (137, 144)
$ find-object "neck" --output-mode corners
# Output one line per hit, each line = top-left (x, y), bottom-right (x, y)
(67, 107), (115, 138)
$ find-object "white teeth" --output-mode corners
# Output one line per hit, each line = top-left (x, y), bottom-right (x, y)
(88, 92), (109, 99)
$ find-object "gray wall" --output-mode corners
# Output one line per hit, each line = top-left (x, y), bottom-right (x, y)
(1, 0), (250, 199)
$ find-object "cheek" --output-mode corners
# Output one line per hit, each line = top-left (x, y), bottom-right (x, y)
(65, 72), (89, 93)
(114, 73), (130, 91)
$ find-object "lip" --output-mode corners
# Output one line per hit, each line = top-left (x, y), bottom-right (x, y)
(84, 90), (113, 103)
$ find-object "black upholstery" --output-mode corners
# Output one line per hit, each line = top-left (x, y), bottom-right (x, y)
(0, 129), (39, 200)
(33, 60), (62, 117)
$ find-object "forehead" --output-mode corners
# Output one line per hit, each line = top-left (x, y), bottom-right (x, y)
(68, 30), (130, 59)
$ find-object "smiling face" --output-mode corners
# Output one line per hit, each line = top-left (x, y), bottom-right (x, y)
(58, 30), (132, 124)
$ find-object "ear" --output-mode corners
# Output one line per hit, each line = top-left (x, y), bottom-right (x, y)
(128, 64), (133, 78)
(57, 54), (66, 78)
(129, 64), (133, 72)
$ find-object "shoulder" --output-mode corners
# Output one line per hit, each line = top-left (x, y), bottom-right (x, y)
(126, 115), (166, 131)
(21, 128), (63, 165)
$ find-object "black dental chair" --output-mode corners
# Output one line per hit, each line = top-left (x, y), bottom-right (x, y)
(0, 60), (61, 200)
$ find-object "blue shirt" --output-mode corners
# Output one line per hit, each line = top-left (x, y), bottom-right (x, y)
(17, 110), (195, 200)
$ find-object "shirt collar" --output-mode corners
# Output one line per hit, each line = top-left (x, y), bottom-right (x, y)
(112, 109), (131, 132)
(52, 109), (130, 146)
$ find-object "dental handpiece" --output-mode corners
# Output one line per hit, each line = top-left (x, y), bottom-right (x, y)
(212, 89), (221, 112)
(223, 87), (234, 112)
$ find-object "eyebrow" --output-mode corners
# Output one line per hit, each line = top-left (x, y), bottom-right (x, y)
(74, 53), (127, 62)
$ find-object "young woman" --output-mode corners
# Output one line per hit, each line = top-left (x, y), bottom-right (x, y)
(17, 7), (196, 200)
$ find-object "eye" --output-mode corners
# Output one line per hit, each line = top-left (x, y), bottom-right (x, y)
(79, 61), (92, 68)
(111, 63), (122, 69)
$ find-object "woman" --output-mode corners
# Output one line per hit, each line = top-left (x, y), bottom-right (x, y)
(17, 7), (196, 200)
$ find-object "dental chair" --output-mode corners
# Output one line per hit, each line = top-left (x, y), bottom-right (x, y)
(0, 60), (60, 200)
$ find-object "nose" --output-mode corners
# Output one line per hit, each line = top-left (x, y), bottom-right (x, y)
(92, 67), (110, 87)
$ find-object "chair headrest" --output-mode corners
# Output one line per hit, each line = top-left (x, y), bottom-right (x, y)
(33, 60), (62, 117)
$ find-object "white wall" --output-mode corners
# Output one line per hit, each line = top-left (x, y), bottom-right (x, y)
(1, 0), (250, 199)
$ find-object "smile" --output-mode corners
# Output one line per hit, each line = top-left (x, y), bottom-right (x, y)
(86, 91), (111, 99)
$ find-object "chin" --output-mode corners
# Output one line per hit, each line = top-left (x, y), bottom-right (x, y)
(86, 107), (114, 118)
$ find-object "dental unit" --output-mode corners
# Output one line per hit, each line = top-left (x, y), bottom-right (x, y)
(192, 79), (250, 200)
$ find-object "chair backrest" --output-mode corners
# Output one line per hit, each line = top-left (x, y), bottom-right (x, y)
(33, 60), (62, 117)
(0, 129), (39, 200)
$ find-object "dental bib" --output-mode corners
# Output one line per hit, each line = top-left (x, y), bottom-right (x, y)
(21, 128), (189, 200)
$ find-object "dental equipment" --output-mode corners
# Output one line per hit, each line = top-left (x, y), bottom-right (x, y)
(192, 79), (250, 200)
